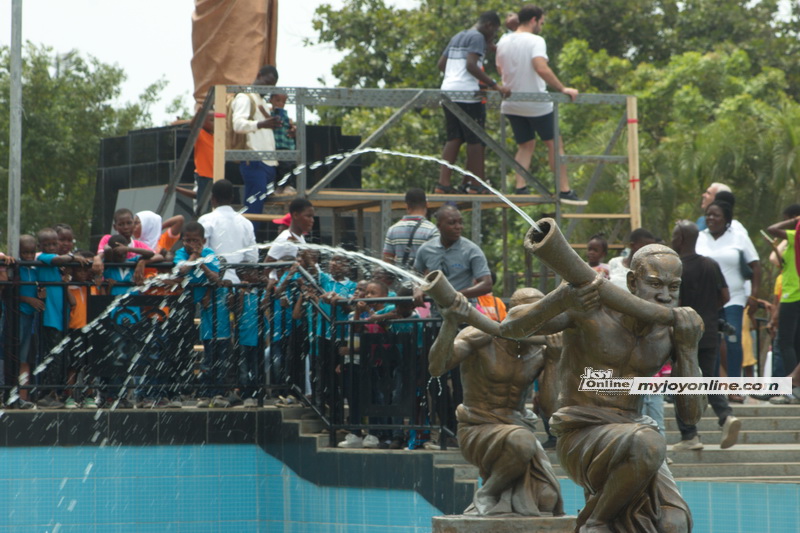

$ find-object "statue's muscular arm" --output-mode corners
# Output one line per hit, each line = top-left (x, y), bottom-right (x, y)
(500, 278), (602, 339)
(429, 293), (491, 377)
(670, 307), (707, 425)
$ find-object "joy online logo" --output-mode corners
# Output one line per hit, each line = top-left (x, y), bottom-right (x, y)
(579, 367), (634, 395)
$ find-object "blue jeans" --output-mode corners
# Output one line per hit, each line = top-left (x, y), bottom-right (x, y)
(723, 305), (744, 377)
(239, 161), (276, 223)
(641, 394), (665, 436)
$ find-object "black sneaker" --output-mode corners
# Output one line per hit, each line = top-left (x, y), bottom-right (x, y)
(15, 399), (35, 410)
(515, 186), (530, 195)
(542, 436), (557, 449)
(558, 190), (588, 206)
(36, 395), (65, 409)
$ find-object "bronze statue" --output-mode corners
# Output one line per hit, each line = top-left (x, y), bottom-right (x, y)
(501, 220), (706, 532)
(428, 287), (565, 517)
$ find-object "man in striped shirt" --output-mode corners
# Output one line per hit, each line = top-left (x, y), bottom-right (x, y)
(383, 188), (439, 268)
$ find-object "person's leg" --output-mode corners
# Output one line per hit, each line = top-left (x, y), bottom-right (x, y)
(194, 174), (212, 215)
(40, 327), (65, 400)
(513, 140), (536, 189)
(439, 140), (462, 188)
(264, 164), (277, 195)
(697, 345), (733, 424)
(723, 305), (744, 378)
(777, 301), (800, 377)
(464, 143), (486, 185)
(462, 103), (487, 189)
(641, 394), (665, 437)
(506, 115), (537, 190)
(17, 313), (33, 402)
(239, 161), (267, 217)
(542, 137), (570, 193)
(439, 106), (464, 189)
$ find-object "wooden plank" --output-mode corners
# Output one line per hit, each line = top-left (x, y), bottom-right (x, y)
(560, 213), (632, 219)
(627, 96), (641, 230)
(213, 85), (227, 182)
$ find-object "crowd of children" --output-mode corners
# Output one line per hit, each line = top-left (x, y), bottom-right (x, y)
(0, 207), (444, 446)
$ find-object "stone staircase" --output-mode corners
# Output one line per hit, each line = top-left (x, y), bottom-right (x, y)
(276, 400), (800, 515)
(426, 401), (800, 495)
(663, 402), (800, 482)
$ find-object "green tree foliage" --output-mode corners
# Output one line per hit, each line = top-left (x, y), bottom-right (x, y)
(310, 0), (800, 293)
(0, 44), (165, 248)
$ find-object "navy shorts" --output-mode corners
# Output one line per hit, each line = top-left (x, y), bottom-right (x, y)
(443, 102), (486, 145)
(506, 112), (555, 144)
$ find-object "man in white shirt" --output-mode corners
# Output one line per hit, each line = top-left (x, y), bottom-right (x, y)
(198, 179), (258, 283)
(232, 65), (280, 222)
(496, 6), (585, 205)
(436, 11), (511, 195)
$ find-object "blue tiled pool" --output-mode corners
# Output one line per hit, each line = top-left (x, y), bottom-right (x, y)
(0, 445), (796, 532)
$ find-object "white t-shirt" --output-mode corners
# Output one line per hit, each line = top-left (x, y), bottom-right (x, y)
(607, 256), (631, 291)
(496, 32), (552, 117)
(696, 228), (759, 307)
(440, 29), (487, 103)
(231, 92), (277, 166)
(267, 229), (305, 280)
(197, 205), (258, 283)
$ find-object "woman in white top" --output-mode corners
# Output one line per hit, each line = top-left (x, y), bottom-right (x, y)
(696, 200), (761, 378)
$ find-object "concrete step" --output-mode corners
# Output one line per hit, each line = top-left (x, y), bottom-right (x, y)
(664, 444), (800, 464)
(663, 402), (800, 418)
(668, 462), (800, 478)
(432, 451), (469, 466)
(664, 416), (800, 431)
(436, 463), (479, 481)
(665, 429), (800, 445)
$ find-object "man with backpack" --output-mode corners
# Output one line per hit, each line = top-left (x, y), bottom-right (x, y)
(382, 188), (439, 268)
(231, 65), (281, 224)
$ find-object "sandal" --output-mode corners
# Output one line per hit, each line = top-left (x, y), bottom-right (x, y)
(433, 183), (456, 194)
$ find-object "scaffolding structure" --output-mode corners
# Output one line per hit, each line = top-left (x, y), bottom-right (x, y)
(159, 86), (641, 292)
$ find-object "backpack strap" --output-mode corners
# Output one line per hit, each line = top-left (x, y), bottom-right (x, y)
(400, 218), (425, 267)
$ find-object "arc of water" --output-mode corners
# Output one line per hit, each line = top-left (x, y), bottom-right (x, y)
(242, 147), (541, 233)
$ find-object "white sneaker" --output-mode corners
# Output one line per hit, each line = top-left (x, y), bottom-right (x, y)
(362, 435), (380, 449)
(672, 436), (704, 451)
(337, 433), (363, 448)
(720, 416), (741, 449)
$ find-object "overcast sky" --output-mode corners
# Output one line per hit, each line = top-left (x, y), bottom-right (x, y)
(0, 0), (400, 125)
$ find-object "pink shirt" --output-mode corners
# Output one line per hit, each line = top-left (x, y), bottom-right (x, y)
(97, 235), (152, 260)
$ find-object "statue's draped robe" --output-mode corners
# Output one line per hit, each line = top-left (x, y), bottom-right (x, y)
(551, 405), (692, 532)
(191, 0), (278, 109)
(457, 404), (564, 516)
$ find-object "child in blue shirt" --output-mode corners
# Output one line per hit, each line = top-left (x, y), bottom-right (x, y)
(174, 222), (229, 398)
(97, 235), (161, 406)
(15, 235), (41, 407)
(234, 266), (268, 405)
(36, 228), (90, 408)
(268, 256), (302, 393)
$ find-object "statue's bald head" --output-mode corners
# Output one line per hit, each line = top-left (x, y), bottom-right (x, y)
(509, 287), (544, 309)
(627, 244), (683, 303)
(630, 244), (680, 273)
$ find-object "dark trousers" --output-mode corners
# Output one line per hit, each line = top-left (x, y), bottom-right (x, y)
(778, 300), (800, 377)
(40, 326), (65, 395)
(342, 363), (362, 426)
(201, 339), (232, 396)
(238, 344), (261, 398)
(677, 343), (733, 440)
(314, 338), (336, 410)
